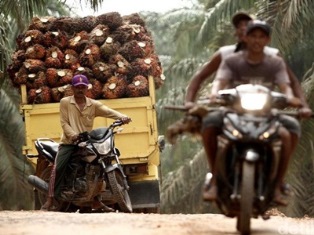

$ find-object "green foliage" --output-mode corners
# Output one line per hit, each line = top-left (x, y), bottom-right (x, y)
(0, 88), (34, 210)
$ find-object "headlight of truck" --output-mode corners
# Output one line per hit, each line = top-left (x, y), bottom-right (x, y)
(93, 138), (111, 155)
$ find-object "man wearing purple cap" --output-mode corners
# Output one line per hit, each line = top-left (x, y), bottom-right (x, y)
(41, 74), (131, 211)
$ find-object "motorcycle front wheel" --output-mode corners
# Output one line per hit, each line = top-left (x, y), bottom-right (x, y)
(107, 169), (132, 213)
(237, 161), (255, 235)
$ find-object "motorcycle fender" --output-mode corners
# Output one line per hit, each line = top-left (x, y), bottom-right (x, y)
(105, 163), (121, 174)
(243, 149), (259, 162)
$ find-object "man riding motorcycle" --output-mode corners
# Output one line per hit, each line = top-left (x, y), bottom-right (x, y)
(200, 20), (304, 206)
(41, 74), (131, 211)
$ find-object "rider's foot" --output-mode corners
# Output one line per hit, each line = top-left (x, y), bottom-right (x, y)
(273, 187), (288, 206)
(203, 185), (217, 201)
(41, 197), (53, 211)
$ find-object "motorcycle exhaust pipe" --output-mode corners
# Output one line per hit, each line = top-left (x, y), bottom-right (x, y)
(28, 175), (48, 193)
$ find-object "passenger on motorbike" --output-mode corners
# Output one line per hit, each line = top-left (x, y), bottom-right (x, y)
(201, 20), (303, 206)
(41, 74), (131, 211)
(185, 12), (311, 117)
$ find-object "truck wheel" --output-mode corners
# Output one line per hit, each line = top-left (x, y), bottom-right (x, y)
(108, 170), (132, 213)
(237, 162), (255, 235)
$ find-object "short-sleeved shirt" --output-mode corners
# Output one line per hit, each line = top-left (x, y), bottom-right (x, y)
(215, 51), (290, 90)
(219, 44), (279, 60)
(60, 96), (127, 144)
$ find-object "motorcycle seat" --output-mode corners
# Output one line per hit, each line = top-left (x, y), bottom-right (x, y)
(41, 141), (59, 158)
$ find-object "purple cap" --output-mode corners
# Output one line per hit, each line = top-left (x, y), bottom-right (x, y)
(72, 74), (89, 87)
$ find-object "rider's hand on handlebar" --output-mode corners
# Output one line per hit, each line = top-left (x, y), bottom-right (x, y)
(299, 106), (312, 119)
(71, 134), (80, 143)
(120, 117), (132, 124)
(184, 101), (195, 109)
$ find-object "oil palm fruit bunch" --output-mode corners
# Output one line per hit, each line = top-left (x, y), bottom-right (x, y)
(8, 12), (164, 104)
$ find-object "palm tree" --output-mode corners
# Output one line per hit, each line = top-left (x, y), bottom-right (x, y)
(0, 0), (106, 210)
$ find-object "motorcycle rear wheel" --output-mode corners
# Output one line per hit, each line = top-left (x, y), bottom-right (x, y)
(107, 170), (132, 213)
(237, 162), (255, 235)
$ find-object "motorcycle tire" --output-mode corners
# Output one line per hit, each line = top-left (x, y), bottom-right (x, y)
(107, 169), (132, 213)
(237, 161), (255, 235)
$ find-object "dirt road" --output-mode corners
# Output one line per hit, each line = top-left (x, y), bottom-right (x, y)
(0, 210), (313, 235)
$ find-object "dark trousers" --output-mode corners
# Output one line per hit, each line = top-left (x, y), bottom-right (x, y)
(48, 144), (76, 198)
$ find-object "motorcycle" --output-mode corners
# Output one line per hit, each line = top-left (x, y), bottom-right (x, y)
(27, 120), (132, 213)
(166, 84), (303, 235)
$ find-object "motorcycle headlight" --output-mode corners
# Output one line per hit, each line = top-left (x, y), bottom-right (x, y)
(240, 93), (268, 111)
(93, 138), (111, 155)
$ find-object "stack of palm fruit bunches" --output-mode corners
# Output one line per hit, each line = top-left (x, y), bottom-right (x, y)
(7, 12), (165, 104)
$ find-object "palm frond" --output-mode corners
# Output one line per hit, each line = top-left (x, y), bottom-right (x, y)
(0, 89), (34, 210)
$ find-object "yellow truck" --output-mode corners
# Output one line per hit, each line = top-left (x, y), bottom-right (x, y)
(21, 76), (162, 213)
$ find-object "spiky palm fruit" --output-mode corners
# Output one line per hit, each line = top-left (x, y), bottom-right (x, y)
(45, 68), (58, 87)
(111, 24), (134, 44)
(23, 59), (46, 73)
(58, 69), (74, 86)
(86, 79), (103, 99)
(68, 31), (89, 52)
(149, 55), (162, 77)
(13, 67), (28, 85)
(122, 13), (146, 27)
(132, 25), (153, 43)
(126, 75), (149, 97)
(28, 86), (52, 104)
(89, 24), (110, 46)
(131, 58), (152, 77)
(48, 16), (80, 35)
(64, 49), (79, 69)
(109, 54), (131, 75)
(7, 50), (25, 79)
(74, 66), (94, 78)
(51, 84), (72, 102)
(28, 16), (57, 32)
(26, 71), (46, 89)
(43, 30), (68, 49)
(12, 49), (26, 61)
(19, 30), (45, 49)
(79, 44), (101, 68)
(78, 16), (97, 33)
(25, 44), (46, 59)
(119, 40), (152, 62)
(46, 68), (72, 87)
(92, 62), (113, 83)
(100, 37), (121, 61)
(102, 75), (128, 99)
(96, 12), (123, 30)
(154, 74), (166, 89)
(44, 46), (65, 68)
(27, 88), (37, 104)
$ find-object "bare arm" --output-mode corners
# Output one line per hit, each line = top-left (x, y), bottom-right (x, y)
(185, 51), (222, 103)
(210, 79), (229, 97)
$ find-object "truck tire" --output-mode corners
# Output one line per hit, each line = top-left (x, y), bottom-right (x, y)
(108, 170), (132, 213)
